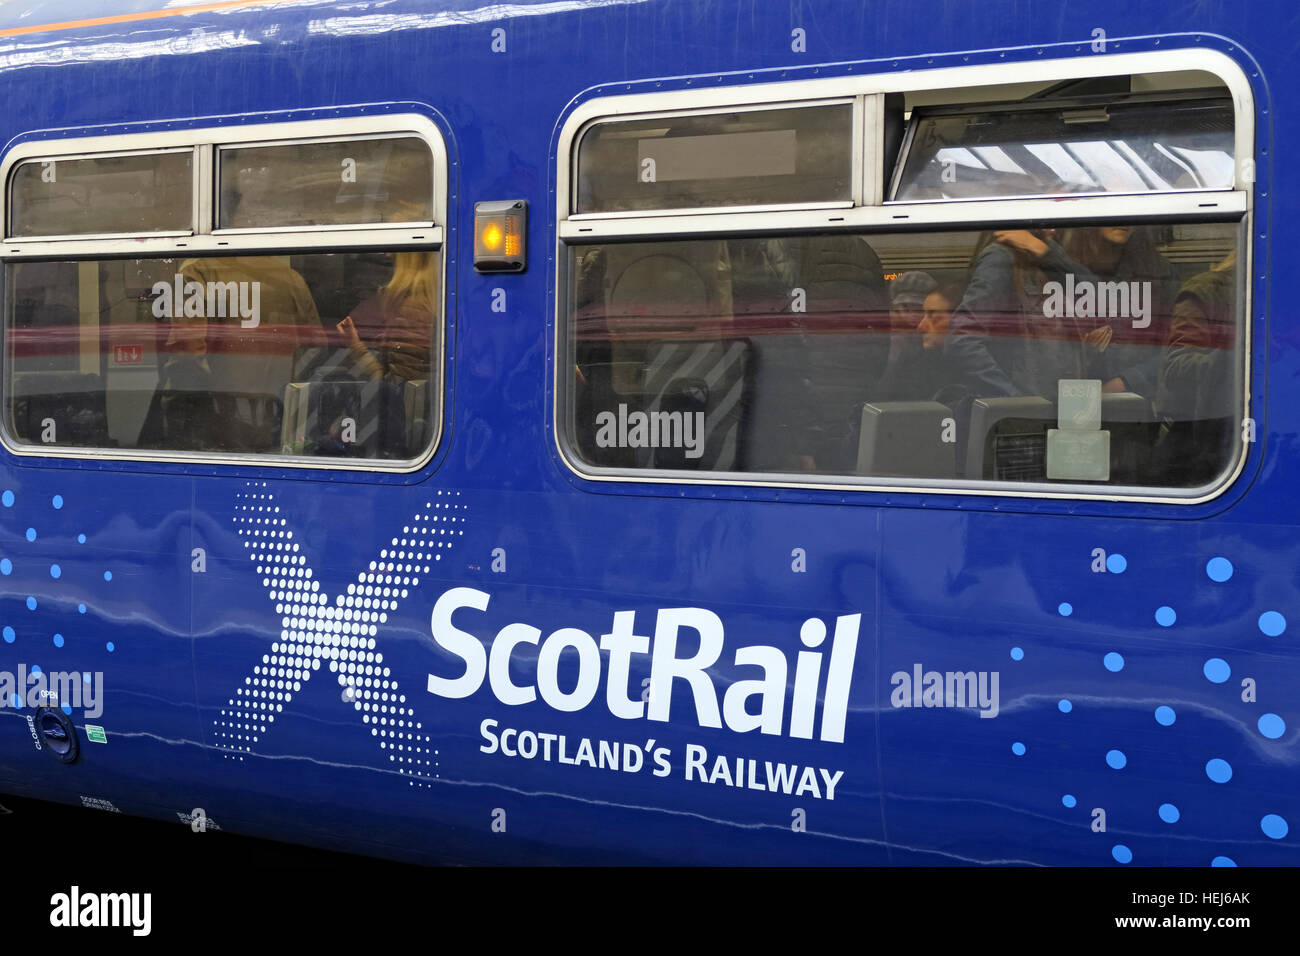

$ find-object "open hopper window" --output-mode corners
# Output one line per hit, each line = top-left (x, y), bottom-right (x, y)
(0, 115), (447, 471)
(557, 54), (1255, 501)
(890, 95), (1235, 203)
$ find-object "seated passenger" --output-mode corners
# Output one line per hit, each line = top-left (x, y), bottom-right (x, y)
(874, 273), (964, 402)
(1060, 225), (1178, 398)
(336, 251), (436, 383)
(944, 229), (1091, 399)
(1152, 253), (1237, 487)
(157, 254), (322, 452)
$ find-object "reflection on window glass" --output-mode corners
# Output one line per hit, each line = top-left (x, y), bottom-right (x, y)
(219, 137), (434, 228)
(577, 104), (853, 212)
(567, 222), (1240, 489)
(6, 250), (439, 461)
(10, 152), (193, 237)
(893, 98), (1234, 201)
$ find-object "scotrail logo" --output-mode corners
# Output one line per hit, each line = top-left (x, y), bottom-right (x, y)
(0, 664), (102, 718)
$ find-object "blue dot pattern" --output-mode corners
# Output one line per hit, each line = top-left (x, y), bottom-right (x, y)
(1043, 543), (1297, 864)
(1206, 557), (1233, 582)
(0, 491), (117, 715)
(1259, 611), (1286, 637)
(1203, 658), (1231, 683)
(1261, 815), (1288, 840)
(1258, 714), (1285, 739)
(1010, 646), (1024, 661)
(1012, 742), (1026, 756)
(1206, 759), (1233, 784)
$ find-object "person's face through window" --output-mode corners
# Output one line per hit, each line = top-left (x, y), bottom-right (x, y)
(889, 301), (923, 332)
(917, 291), (954, 349)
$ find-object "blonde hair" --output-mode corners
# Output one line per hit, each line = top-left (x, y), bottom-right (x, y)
(380, 251), (436, 313)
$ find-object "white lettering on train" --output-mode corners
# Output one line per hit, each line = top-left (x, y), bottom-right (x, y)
(426, 587), (861, 743)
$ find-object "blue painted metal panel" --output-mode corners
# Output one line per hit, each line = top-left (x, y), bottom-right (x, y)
(0, 0), (1293, 866)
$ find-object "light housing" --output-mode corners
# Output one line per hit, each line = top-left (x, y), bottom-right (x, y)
(474, 199), (527, 272)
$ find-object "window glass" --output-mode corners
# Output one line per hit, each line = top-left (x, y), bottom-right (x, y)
(6, 250), (439, 461)
(576, 103), (854, 213)
(893, 98), (1234, 201)
(9, 151), (193, 237)
(219, 137), (434, 228)
(566, 221), (1240, 489)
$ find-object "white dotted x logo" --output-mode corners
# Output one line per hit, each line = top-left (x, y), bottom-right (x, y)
(212, 483), (468, 786)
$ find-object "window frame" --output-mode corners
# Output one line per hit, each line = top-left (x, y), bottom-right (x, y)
(8, 145), (198, 241)
(553, 48), (1257, 504)
(0, 112), (449, 473)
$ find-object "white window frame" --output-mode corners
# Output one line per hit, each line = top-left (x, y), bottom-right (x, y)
(0, 112), (449, 473)
(554, 48), (1256, 504)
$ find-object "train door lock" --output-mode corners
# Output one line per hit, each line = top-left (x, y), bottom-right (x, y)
(33, 707), (80, 764)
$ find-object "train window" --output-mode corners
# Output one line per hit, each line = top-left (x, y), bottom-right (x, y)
(575, 103), (855, 213)
(558, 55), (1254, 499)
(1, 115), (447, 469)
(9, 150), (193, 238)
(218, 136), (434, 229)
(565, 222), (1243, 490)
(6, 250), (439, 460)
(891, 97), (1234, 202)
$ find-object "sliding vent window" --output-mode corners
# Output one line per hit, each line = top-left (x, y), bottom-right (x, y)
(892, 98), (1234, 201)
(219, 136), (434, 228)
(9, 151), (193, 238)
(576, 103), (854, 213)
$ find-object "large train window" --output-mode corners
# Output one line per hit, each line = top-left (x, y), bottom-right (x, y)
(557, 55), (1254, 499)
(0, 115), (446, 470)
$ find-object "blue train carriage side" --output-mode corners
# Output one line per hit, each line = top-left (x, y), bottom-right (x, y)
(0, 0), (1293, 867)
